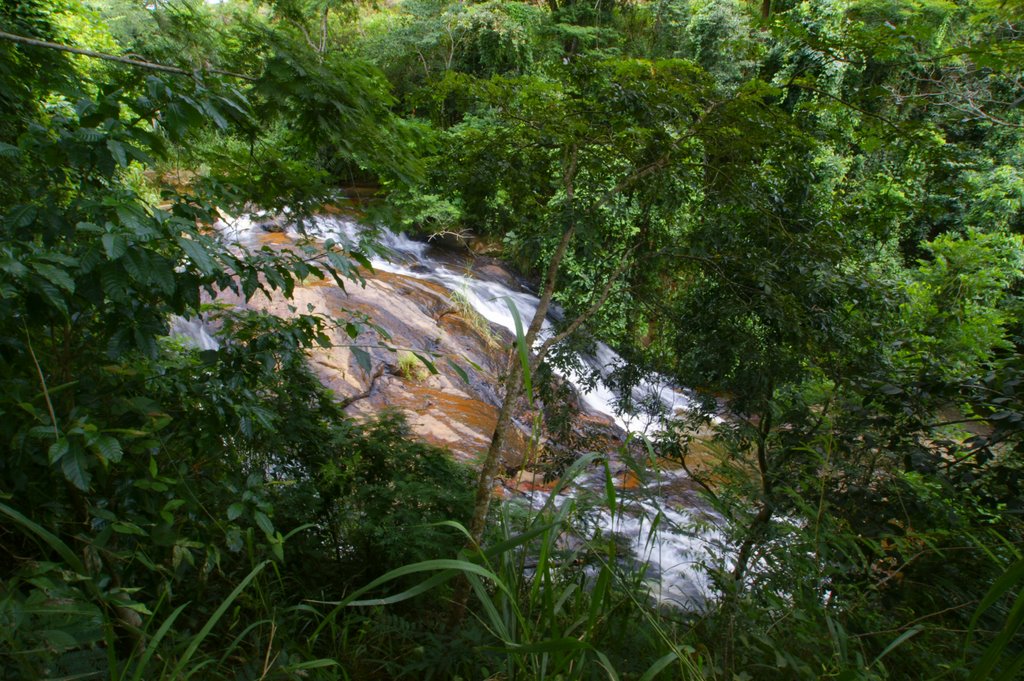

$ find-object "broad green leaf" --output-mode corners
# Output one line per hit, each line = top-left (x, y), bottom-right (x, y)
(33, 263), (75, 292)
(92, 435), (123, 463)
(107, 139), (128, 167)
(39, 628), (78, 650)
(177, 237), (219, 276)
(112, 521), (146, 536)
(270, 532), (284, 561)
(351, 346), (372, 373)
(116, 205), (148, 233)
(125, 142), (154, 166)
(77, 127), (104, 142)
(7, 204), (36, 227)
(48, 438), (70, 464)
(0, 255), (28, 277)
(102, 233), (127, 260)
(101, 269), (131, 303)
(62, 449), (91, 491)
(227, 502), (245, 521)
(253, 510), (274, 536)
(200, 99), (228, 130)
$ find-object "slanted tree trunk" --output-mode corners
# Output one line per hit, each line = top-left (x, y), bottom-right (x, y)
(730, 404), (775, 584)
(448, 148), (579, 626)
(445, 139), (682, 627)
(466, 222), (575, 543)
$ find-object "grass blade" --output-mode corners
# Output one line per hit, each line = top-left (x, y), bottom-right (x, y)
(595, 650), (622, 681)
(871, 625), (922, 668)
(127, 602), (188, 681)
(0, 501), (86, 575)
(638, 651), (680, 681)
(170, 560), (271, 679)
(503, 297), (532, 404)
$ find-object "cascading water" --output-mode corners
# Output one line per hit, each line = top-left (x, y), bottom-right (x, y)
(169, 314), (219, 350)
(205, 211), (724, 608)
(232, 214), (694, 431)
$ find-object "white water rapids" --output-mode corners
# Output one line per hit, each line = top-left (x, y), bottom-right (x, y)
(189, 212), (726, 608)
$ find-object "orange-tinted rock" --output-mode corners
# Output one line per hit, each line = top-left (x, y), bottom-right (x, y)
(617, 469), (643, 490)
(257, 231), (294, 246)
(510, 470), (559, 493)
(203, 220), (627, 471)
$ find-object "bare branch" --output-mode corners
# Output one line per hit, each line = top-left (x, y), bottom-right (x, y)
(0, 30), (255, 81)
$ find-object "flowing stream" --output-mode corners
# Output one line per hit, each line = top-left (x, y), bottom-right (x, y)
(203, 212), (724, 608)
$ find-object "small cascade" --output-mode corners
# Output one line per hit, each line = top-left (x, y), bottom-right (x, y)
(169, 315), (219, 351)
(517, 462), (725, 609)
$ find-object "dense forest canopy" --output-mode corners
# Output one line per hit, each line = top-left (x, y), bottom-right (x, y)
(1, 0), (1023, 679)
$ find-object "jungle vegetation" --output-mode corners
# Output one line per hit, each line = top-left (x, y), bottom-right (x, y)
(1, 0), (1023, 679)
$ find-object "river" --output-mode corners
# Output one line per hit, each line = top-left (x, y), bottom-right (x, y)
(200, 211), (726, 608)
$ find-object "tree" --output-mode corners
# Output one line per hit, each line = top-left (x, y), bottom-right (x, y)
(0, 2), (441, 675)
(418, 57), (774, 623)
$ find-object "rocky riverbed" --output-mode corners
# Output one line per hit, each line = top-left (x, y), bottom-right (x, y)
(181, 209), (724, 608)
(209, 214), (625, 470)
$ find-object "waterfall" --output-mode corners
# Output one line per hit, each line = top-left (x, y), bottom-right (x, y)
(169, 315), (219, 351)
(211, 211), (724, 608)
(297, 214), (696, 434)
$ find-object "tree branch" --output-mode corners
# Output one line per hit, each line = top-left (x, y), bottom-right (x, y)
(337, 364), (385, 408)
(531, 246), (634, 369)
(0, 30), (255, 81)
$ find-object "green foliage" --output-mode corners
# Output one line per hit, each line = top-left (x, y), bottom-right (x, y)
(321, 411), (473, 582)
(359, 3), (1024, 672)
(396, 350), (428, 381)
(354, 0), (555, 119)
(4, 0), (1024, 678)
(0, 1), (460, 677)
(902, 229), (1024, 380)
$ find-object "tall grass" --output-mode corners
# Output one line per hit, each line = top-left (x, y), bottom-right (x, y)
(450, 288), (499, 348)
(0, 500), (340, 680)
(311, 451), (706, 680)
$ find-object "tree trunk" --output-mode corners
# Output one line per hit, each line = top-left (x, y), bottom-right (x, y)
(446, 224), (575, 626)
(731, 403), (774, 585)
(448, 148), (579, 627)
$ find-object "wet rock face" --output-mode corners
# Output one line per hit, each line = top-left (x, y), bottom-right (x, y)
(218, 229), (621, 466)
(204, 225), (626, 464)
(198, 216), (718, 606)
